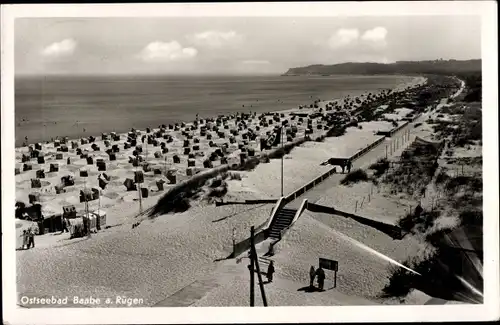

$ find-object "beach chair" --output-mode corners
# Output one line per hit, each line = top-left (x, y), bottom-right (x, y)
(221, 157), (228, 165)
(184, 148), (191, 155)
(91, 188), (100, 201)
(37, 156), (45, 164)
(80, 189), (93, 202)
(193, 145), (200, 151)
(55, 153), (63, 160)
(134, 171), (144, 184)
(61, 175), (75, 187)
(31, 178), (42, 188)
(186, 168), (194, 177)
(29, 193), (41, 204)
(154, 168), (162, 175)
(36, 170), (45, 179)
(173, 155), (180, 164)
(81, 138), (88, 145)
(140, 187), (149, 198)
(15, 167), (21, 175)
(80, 169), (89, 177)
(203, 160), (213, 168)
(187, 159), (196, 167)
(54, 140), (60, 147)
(86, 157), (94, 165)
(97, 160), (106, 171)
(55, 184), (65, 194)
(50, 163), (59, 172)
(166, 171), (176, 184)
(23, 163), (33, 171)
(142, 164), (151, 173)
(154, 151), (162, 159)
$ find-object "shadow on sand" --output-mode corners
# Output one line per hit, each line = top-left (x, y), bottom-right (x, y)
(297, 285), (325, 293)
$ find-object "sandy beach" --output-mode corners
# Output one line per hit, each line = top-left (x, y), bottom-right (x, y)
(15, 74), (456, 307)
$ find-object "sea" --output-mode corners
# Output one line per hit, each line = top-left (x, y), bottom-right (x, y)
(14, 74), (414, 147)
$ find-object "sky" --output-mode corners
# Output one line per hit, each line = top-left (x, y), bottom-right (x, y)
(15, 16), (482, 76)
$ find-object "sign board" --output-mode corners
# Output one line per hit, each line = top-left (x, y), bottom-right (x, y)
(319, 258), (338, 272)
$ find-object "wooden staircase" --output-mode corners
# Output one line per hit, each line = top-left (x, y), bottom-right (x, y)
(268, 208), (297, 239)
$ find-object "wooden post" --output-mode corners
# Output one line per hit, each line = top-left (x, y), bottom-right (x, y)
(385, 145), (388, 159)
(360, 196), (365, 208)
(249, 226), (255, 307)
(355, 201), (358, 213)
(334, 270), (337, 288)
(252, 234), (268, 307)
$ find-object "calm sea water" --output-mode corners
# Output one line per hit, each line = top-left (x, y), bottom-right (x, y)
(14, 74), (414, 147)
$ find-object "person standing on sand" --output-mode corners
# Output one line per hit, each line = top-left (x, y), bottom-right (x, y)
(27, 228), (35, 249)
(316, 267), (325, 290)
(20, 230), (28, 250)
(309, 266), (316, 288)
(267, 261), (275, 283)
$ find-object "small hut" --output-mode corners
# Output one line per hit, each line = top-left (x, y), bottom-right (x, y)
(188, 159), (196, 167)
(173, 155), (181, 164)
(87, 156), (94, 165)
(23, 163), (33, 171)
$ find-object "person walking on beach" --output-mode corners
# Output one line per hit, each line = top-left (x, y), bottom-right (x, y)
(61, 217), (69, 233)
(316, 266), (325, 291)
(27, 228), (35, 249)
(20, 230), (28, 250)
(267, 261), (275, 283)
(309, 266), (316, 288)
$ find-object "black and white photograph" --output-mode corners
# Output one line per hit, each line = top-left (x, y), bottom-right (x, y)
(2, 2), (498, 324)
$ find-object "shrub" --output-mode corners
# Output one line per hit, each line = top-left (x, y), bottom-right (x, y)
(458, 209), (482, 227)
(435, 170), (450, 185)
(228, 172), (242, 180)
(326, 126), (346, 138)
(369, 158), (390, 177)
(340, 169), (369, 185)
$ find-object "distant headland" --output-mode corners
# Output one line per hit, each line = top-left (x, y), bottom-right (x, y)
(282, 59), (481, 76)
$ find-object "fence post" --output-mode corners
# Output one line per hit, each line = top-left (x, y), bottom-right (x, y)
(355, 201), (358, 213)
(361, 196), (365, 208)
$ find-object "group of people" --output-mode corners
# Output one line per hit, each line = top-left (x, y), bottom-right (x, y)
(309, 266), (326, 290)
(20, 228), (35, 250)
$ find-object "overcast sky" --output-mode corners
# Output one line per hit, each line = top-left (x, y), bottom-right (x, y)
(15, 16), (481, 76)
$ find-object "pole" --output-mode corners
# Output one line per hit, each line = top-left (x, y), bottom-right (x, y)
(280, 127), (284, 197)
(252, 232), (268, 306)
(249, 227), (255, 307)
(385, 145), (388, 159)
(334, 270), (337, 288)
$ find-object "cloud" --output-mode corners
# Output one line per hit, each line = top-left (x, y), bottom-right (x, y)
(189, 30), (242, 48)
(242, 60), (270, 65)
(361, 27), (388, 47)
(41, 39), (77, 57)
(328, 28), (360, 49)
(138, 41), (198, 62)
